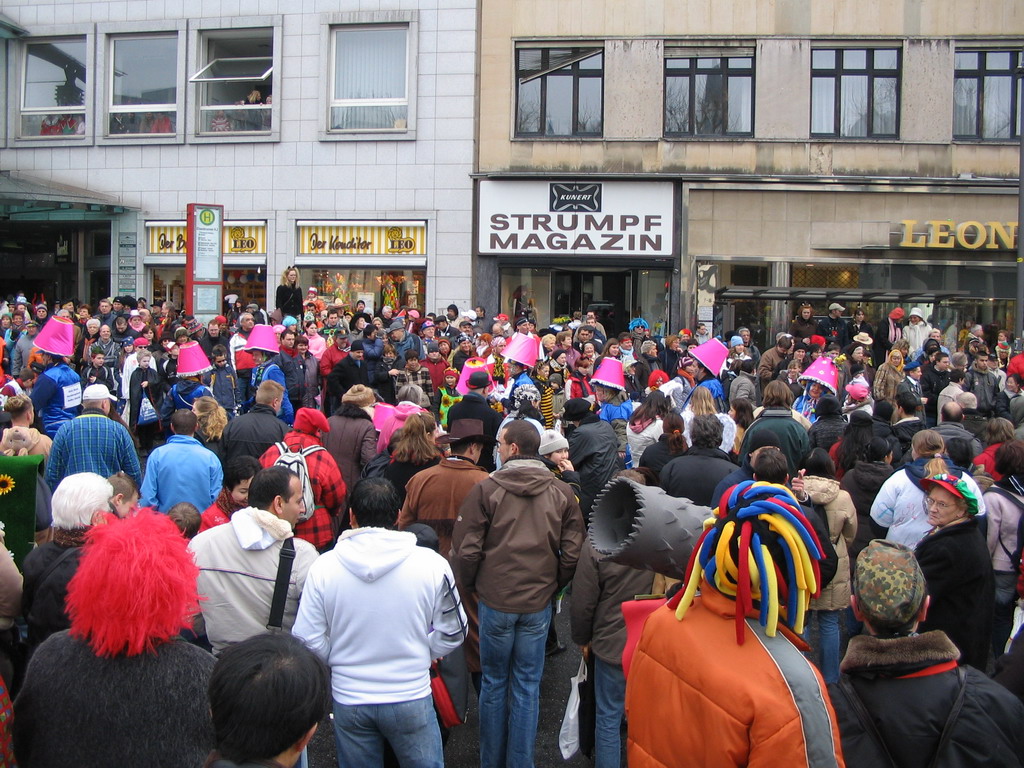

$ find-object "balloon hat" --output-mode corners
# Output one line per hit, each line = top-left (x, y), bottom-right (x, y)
(33, 316), (75, 357)
(798, 357), (839, 395)
(591, 357), (625, 391)
(503, 332), (539, 369)
(689, 338), (729, 377)
(243, 324), (280, 354)
(176, 341), (213, 377)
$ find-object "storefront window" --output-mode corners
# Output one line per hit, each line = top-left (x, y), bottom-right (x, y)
(301, 268), (425, 314)
(151, 268), (185, 307)
(223, 268), (266, 309)
(21, 38), (87, 137)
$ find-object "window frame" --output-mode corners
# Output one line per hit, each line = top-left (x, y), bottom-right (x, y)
(952, 48), (1023, 142)
(810, 46), (902, 140)
(11, 27), (95, 146)
(514, 45), (605, 139)
(187, 20), (281, 144)
(96, 21), (186, 145)
(663, 51), (755, 138)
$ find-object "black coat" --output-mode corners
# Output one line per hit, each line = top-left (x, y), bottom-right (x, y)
(447, 392), (504, 472)
(219, 403), (288, 464)
(327, 355), (372, 399)
(920, 363), (950, 418)
(808, 413), (846, 452)
(567, 415), (621, 521)
(830, 632), (1024, 768)
(127, 366), (166, 428)
(840, 460), (896, 562)
(22, 543), (83, 650)
(637, 434), (685, 479)
(915, 518), (994, 670)
(659, 446), (737, 507)
(275, 284), (303, 318)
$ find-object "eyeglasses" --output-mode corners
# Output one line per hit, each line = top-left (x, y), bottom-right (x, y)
(925, 496), (957, 512)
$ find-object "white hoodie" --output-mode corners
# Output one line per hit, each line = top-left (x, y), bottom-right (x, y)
(293, 527), (467, 706)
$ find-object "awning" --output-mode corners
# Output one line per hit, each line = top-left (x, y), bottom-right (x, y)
(0, 171), (128, 219)
(715, 286), (971, 303)
(0, 12), (28, 39)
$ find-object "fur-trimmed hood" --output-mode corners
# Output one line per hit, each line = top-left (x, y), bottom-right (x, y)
(841, 630), (960, 677)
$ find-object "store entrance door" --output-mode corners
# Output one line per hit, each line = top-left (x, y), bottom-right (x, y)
(552, 269), (629, 337)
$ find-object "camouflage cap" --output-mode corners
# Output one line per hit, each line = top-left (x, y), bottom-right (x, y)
(853, 540), (926, 631)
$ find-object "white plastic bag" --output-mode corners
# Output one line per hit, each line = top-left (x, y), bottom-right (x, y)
(558, 656), (587, 760)
(1007, 599), (1024, 654)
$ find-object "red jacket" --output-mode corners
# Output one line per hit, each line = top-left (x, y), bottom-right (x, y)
(422, 357), (450, 391)
(319, 342), (349, 389)
(259, 430), (345, 549)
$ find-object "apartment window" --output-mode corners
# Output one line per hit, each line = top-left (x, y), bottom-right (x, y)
(516, 47), (603, 137)
(954, 50), (1022, 140)
(108, 35), (177, 135)
(811, 48), (899, 138)
(190, 30), (273, 134)
(330, 26), (408, 132)
(664, 52), (753, 136)
(21, 39), (87, 137)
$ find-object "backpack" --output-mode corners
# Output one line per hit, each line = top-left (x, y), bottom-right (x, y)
(272, 441), (324, 522)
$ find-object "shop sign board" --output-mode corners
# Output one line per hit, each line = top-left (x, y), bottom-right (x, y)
(897, 219), (1018, 250)
(478, 180), (675, 257)
(147, 221), (267, 255)
(297, 222), (427, 255)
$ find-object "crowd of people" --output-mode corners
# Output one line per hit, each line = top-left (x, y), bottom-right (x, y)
(0, 284), (1023, 767)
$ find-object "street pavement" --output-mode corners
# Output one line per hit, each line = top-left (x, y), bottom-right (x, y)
(306, 602), (595, 767)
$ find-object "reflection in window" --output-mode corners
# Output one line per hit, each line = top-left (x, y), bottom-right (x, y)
(811, 48), (899, 138)
(664, 54), (753, 136)
(330, 26), (408, 131)
(516, 48), (603, 137)
(21, 39), (87, 137)
(954, 50), (1022, 140)
(190, 31), (273, 134)
(108, 36), (178, 135)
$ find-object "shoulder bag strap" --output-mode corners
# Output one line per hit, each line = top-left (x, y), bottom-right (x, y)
(927, 667), (968, 768)
(986, 486), (1024, 560)
(836, 677), (900, 768)
(35, 547), (80, 594)
(266, 537), (296, 630)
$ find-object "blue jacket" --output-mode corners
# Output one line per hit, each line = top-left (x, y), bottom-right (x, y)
(140, 434), (222, 513)
(32, 363), (82, 438)
(161, 379), (212, 425)
(204, 364), (238, 414)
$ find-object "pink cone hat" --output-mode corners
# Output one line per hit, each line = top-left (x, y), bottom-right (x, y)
(503, 332), (539, 368)
(176, 341), (213, 377)
(33, 316), (75, 357)
(799, 357), (839, 395)
(690, 338), (729, 377)
(243, 324), (281, 354)
(456, 357), (494, 395)
(591, 357), (625, 391)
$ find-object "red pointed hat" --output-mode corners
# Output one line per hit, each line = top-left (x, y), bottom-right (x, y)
(243, 324), (280, 354)
(690, 338), (729, 377)
(591, 357), (625, 390)
(799, 357), (839, 395)
(176, 341), (213, 377)
(33, 316), (75, 357)
(503, 332), (539, 368)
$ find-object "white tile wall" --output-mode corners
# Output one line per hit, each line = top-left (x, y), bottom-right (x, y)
(2, 0), (477, 306)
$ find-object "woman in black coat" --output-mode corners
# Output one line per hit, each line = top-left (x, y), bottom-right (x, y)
(915, 473), (995, 670)
(128, 351), (166, 454)
(275, 265), (303, 320)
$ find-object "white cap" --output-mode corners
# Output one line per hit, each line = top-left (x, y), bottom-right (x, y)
(82, 384), (117, 402)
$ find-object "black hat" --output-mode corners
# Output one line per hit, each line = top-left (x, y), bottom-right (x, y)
(562, 398), (593, 421)
(467, 370), (490, 389)
(350, 339), (365, 352)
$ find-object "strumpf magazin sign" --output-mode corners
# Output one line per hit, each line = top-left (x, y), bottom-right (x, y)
(478, 180), (675, 257)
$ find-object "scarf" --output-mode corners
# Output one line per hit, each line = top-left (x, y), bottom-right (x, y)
(53, 527), (89, 548)
(214, 487), (244, 518)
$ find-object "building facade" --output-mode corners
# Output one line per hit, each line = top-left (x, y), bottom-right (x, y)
(0, 0), (476, 319)
(475, 0), (1021, 344)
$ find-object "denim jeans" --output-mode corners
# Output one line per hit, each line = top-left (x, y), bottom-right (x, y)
(478, 601), (550, 768)
(803, 610), (841, 684)
(332, 694), (442, 768)
(594, 657), (626, 768)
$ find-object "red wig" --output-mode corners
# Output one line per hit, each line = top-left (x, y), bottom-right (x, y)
(67, 512), (200, 658)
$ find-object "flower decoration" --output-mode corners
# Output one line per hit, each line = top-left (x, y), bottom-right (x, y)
(0, 475), (14, 496)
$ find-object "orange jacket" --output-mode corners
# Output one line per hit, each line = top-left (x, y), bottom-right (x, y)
(626, 582), (845, 768)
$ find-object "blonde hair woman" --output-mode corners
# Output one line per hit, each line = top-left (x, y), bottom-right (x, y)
(192, 396), (228, 460)
(872, 348), (905, 406)
(682, 386), (736, 454)
(275, 265), (303, 321)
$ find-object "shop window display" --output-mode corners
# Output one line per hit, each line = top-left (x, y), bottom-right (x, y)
(301, 268), (425, 314)
(222, 268), (266, 308)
